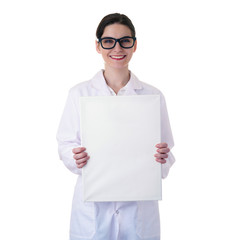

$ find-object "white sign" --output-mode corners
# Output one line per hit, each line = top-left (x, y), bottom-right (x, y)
(80, 95), (161, 202)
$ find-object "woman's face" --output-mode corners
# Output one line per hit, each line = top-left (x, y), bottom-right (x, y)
(96, 23), (137, 70)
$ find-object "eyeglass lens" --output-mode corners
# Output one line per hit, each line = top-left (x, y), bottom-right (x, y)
(101, 37), (135, 49)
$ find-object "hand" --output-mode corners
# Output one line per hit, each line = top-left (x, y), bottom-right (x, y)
(154, 143), (170, 164)
(72, 147), (90, 168)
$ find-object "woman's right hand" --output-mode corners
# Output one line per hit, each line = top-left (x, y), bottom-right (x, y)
(72, 147), (90, 168)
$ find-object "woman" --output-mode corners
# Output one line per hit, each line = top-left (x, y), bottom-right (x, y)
(57, 13), (175, 240)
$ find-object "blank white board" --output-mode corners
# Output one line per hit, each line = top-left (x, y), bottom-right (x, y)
(80, 95), (161, 202)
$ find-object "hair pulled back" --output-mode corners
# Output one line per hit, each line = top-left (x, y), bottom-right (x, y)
(96, 13), (136, 39)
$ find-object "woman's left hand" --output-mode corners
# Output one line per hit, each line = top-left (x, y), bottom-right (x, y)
(154, 143), (170, 164)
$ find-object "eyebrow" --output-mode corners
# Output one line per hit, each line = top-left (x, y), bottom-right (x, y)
(100, 36), (132, 39)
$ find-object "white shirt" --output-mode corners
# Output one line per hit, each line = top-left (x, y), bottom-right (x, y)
(56, 70), (175, 240)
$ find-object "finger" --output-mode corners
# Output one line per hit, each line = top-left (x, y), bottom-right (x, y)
(155, 143), (168, 148)
(154, 153), (168, 159)
(73, 152), (88, 160)
(155, 158), (167, 164)
(72, 147), (86, 154)
(157, 148), (170, 154)
(76, 161), (87, 168)
(76, 156), (90, 168)
(76, 156), (90, 165)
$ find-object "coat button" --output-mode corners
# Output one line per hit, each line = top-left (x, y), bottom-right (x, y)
(115, 210), (119, 214)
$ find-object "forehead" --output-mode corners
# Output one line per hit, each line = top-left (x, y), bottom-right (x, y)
(102, 23), (132, 38)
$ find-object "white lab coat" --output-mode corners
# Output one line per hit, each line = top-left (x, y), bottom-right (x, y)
(56, 70), (175, 240)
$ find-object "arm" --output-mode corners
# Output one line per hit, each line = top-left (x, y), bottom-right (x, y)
(56, 88), (85, 175)
(156, 93), (175, 179)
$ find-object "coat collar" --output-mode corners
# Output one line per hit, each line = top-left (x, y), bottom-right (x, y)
(90, 70), (143, 95)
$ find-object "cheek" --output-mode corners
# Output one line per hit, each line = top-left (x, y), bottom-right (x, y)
(98, 50), (107, 60)
(101, 53), (112, 64)
(126, 51), (134, 60)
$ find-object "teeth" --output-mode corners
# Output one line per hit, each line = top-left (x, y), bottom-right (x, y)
(111, 56), (125, 59)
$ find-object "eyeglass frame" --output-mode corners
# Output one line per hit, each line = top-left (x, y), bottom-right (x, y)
(97, 36), (137, 49)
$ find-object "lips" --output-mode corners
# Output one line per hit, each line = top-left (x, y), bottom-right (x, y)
(110, 55), (126, 60)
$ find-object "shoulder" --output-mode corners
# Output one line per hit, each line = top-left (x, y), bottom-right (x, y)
(68, 71), (102, 98)
(69, 80), (91, 94)
(66, 81), (90, 102)
(131, 72), (165, 98)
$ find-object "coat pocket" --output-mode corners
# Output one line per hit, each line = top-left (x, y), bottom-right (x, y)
(136, 201), (160, 239)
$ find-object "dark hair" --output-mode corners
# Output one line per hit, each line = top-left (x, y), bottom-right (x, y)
(96, 13), (136, 39)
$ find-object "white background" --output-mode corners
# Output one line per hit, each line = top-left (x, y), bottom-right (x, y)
(0, 0), (239, 239)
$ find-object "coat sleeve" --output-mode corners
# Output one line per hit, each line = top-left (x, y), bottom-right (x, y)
(160, 93), (175, 179)
(56, 88), (82, 175)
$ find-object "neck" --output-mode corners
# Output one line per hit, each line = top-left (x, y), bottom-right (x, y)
(103, 65), (130, 94)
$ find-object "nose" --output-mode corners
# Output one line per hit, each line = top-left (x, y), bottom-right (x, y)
(113, 41), (123, 51)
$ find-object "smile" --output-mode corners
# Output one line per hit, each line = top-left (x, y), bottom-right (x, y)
(110, 55), (126, 60)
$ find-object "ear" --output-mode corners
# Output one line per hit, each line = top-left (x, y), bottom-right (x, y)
(133, 39), (137, 52)
(95, 40), (101, 54)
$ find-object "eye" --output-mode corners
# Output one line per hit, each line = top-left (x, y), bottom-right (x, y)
(121, 38), (131, 43)
(103, 39), (114, 44)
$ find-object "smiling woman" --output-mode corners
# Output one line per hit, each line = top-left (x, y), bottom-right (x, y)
(96, 23), (137, 75)
(56, 13), (175, 240)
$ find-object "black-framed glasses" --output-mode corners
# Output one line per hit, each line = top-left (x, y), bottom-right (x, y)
(98, 36), (136, 49)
